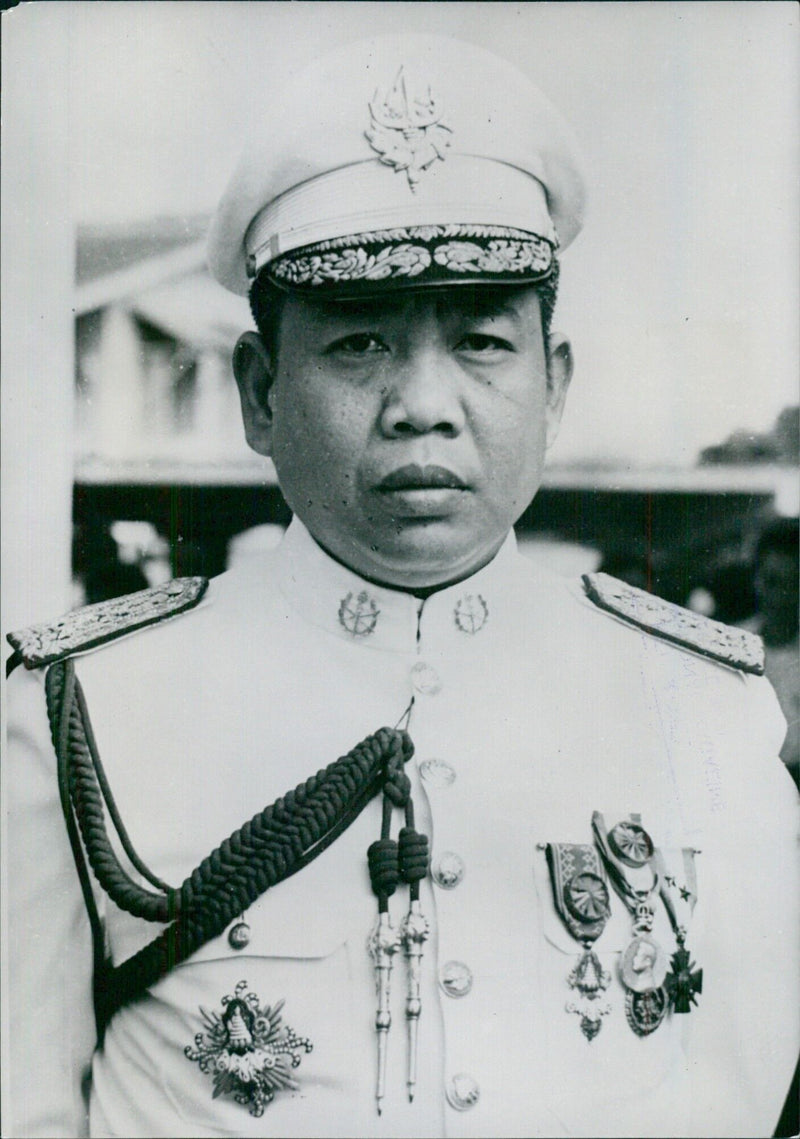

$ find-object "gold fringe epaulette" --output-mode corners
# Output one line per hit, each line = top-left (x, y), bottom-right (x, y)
(582, 572), (765, 676)
(7, 577), (209, 671)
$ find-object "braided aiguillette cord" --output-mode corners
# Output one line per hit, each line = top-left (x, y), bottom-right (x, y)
(46, 659), (418, 1032)
(366, 733), (430, 1114)
(398, 798), (430, 1103)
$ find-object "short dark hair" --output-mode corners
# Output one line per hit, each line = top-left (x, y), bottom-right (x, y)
(248, 260), (561, 363)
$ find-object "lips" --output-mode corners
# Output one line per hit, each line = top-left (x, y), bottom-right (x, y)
(378, 464), (467, 491)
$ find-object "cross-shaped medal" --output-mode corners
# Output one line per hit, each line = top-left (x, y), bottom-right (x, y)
(665, 945), (703, 1013)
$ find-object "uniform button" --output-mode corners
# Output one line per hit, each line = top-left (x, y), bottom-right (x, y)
(432, 851), (465, 889)
(228, 921), (251, 950)
(446, 1073), (480, 1111)
(419, 758), (456, 788)
(440, 960), (473, 998)
(411, 661), (443, 695)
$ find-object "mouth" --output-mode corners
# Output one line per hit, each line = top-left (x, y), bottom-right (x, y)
(377, 464), (468, 492)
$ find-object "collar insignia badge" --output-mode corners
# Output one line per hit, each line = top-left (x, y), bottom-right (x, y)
(366, 66), (453, 191)
(185, 981), (313, 1116)
(454, 593), (488, 634)
(338, 590), (380, 637)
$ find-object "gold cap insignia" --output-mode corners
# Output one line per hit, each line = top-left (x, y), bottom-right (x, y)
(366, 66), (453, 191)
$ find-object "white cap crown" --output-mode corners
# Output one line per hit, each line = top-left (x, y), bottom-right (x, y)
(208, 34), (585, 295)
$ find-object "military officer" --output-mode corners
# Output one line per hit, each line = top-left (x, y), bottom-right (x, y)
(5, 34), (799, 1139)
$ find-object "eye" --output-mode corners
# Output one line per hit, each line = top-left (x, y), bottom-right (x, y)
(456, 333), (514, 354)
(327, 333), (388, 357)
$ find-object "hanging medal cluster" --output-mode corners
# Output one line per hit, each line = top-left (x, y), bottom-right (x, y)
(544, 811), (702, 1041)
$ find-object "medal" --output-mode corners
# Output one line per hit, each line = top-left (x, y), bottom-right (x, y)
(665, 940), (703, 1012)
(184, 981), (313, 1117)
(625, 987), (668, 1036)
(592, 812), (669, 1034)
(619, 929), (669, 992)
(654, 848), (703, 1014)
(545, 843), (613, 1041)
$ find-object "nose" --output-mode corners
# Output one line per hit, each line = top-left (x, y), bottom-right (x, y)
(379, 349), (466, 439)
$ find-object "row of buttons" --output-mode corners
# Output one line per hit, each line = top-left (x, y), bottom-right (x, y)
(411, 661), (443, 696)
(418, 756), (479, 1110)
(421, 760), (465, 892)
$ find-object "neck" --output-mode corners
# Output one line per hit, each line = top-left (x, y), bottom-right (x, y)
(311, 537), (505, 598)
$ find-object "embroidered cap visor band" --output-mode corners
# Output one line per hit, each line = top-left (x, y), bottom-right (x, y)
(245, 158), (558, 291)
(262, 225), (555, 296)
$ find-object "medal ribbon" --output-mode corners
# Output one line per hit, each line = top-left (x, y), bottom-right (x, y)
(545, 843), (609, 944)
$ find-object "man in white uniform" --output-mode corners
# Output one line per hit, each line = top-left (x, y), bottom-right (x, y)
(5, 34), (798, 1139)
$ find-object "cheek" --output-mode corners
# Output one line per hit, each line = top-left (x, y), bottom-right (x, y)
(483, 391), (547, 478)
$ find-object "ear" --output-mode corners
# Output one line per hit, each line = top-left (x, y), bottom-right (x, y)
(232, 332), (276, 457)
(544, 333), (573, 450)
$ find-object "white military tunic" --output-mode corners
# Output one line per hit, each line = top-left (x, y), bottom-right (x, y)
(6, 519), (799, 1137)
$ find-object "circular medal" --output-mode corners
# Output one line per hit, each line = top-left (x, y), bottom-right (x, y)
(608, 821), (654, 867)
(564, 872), (610, 924)
(620, 934), (668, 993)
(625, 987), (667, 1036)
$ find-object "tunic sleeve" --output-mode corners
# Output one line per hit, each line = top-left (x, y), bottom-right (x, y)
(4, 665), (98, 1137)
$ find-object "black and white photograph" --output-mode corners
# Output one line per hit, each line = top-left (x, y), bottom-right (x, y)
(1, 3), (798, 1136)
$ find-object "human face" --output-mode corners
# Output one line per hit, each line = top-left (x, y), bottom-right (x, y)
(236, 285), (571, 590)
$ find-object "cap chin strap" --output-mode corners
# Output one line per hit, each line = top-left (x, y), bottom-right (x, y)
(46, 657), (414, 1035)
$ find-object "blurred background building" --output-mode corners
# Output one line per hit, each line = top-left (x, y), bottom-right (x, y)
(71, 215), (798, 605)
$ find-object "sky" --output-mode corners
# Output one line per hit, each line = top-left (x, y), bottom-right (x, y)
(8, 1), (800, 466)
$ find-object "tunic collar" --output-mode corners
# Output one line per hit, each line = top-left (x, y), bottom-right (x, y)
(274, 517), (521, 653)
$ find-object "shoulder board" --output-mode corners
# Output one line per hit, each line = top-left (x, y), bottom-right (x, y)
(582, 572), (765, 675)
(6, 577), (209, 671)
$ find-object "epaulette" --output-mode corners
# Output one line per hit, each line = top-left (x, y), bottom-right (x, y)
(582, 572), (765, 676)
(6, 577), (209, 674)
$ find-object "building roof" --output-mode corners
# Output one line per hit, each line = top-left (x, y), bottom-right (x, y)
(77, 216), (209, 285)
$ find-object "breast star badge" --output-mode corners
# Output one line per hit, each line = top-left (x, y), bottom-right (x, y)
(185, 981), (312, 1116)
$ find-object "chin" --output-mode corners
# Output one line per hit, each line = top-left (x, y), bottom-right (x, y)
(357, 525), (503, 589)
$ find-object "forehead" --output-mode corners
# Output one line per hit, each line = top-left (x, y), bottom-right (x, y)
(280, 283), (544, 331)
